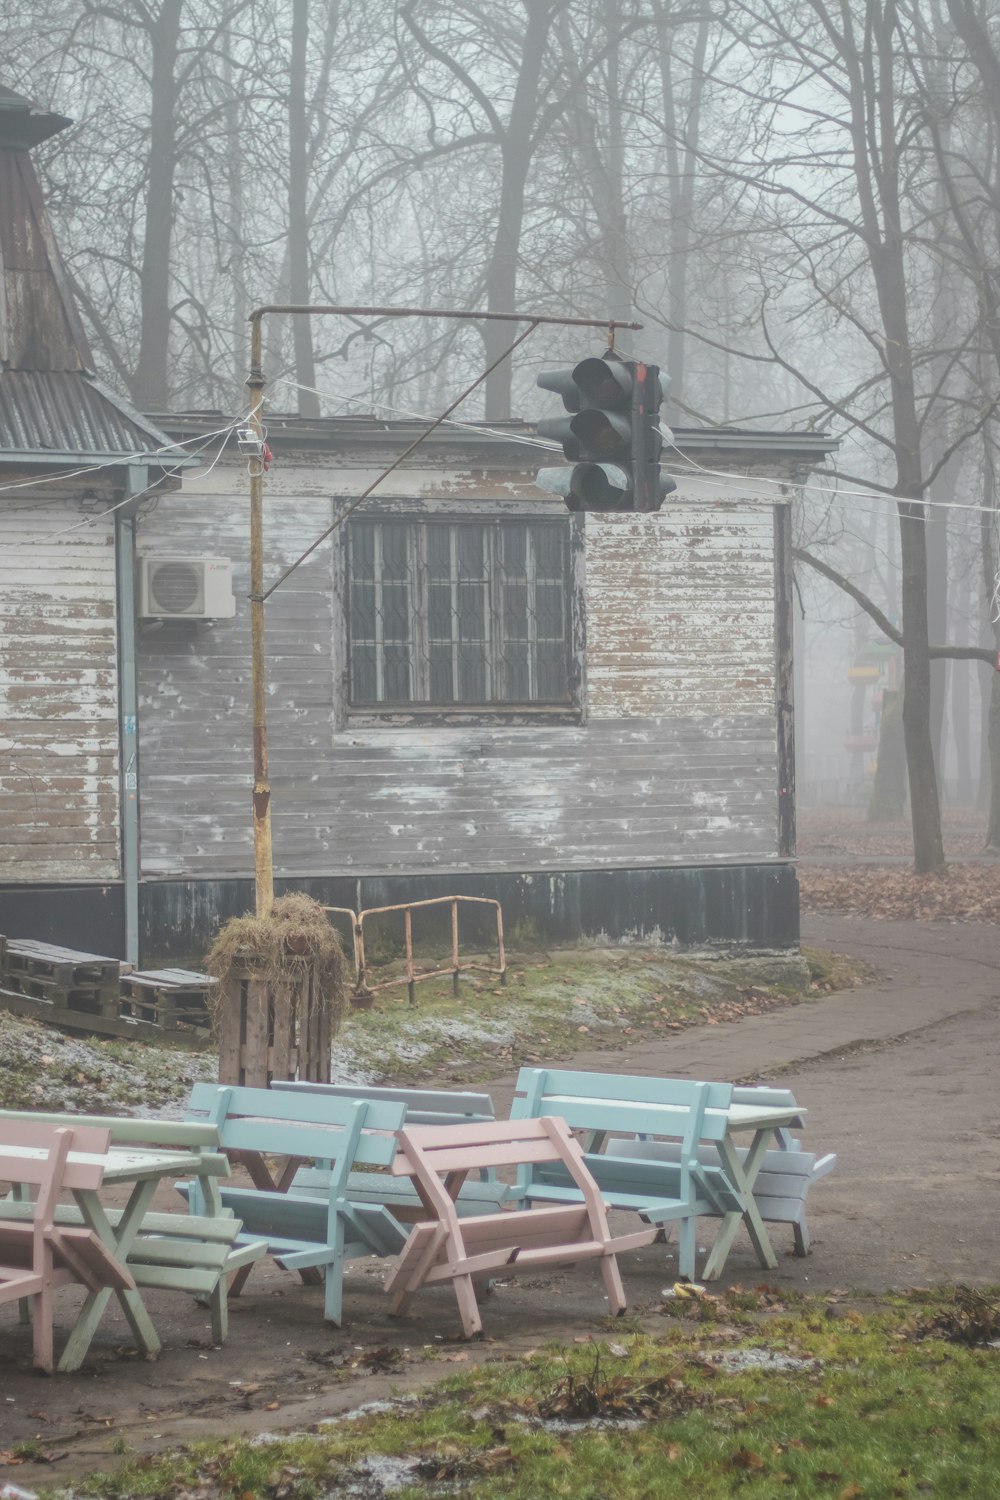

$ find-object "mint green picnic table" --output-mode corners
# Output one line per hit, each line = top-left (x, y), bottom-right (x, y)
(0, 1113), (234, 1369)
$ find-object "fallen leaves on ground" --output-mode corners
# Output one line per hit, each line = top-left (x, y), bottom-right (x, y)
(532, 1348), (709, 1422)
(414, 1444), (515, 1483)
(798, 807), (990, 860)
(305, 1344), (404, 1373)
(909, 1287), (1000, 1347)
(799, 863), (1000, 922)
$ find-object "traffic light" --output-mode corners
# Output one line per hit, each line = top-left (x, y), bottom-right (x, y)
(534, 353), (677, 513)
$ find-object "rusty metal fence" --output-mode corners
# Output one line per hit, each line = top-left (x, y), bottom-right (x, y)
(324, 894), (506, 1006)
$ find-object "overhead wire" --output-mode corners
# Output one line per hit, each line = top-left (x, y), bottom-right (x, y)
(2, 418), (241, 548)
(0, 414), (244, 502)
(273, 373), (996, 525)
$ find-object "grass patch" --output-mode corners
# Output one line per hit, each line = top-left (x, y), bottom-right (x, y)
(0, 941), (866, 1110)
(60, 1288), (1000, 1499)
(329, 945), (821, 1085)
(0, 1014), (215, 1113)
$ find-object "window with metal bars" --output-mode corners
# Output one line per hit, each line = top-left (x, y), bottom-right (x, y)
(347, 517), (574, 709)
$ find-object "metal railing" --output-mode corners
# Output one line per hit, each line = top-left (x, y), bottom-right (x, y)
(324, 895), (506, 1006)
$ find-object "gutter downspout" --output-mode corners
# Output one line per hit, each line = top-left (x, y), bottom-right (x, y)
(116, 464), (145, 966)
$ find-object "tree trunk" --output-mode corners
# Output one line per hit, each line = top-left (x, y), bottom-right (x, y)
(482, 2), (554, 419)
(289, 0), (320, 417)
(951, 623), (973, 804)
(926, 497), (948, 786)
(979, 428), (1000, 840)
(130, 0), (183, 412)
(898, 500), (945, 870)
(868, 687), (906, 821)
(986, 668), (1000, 849)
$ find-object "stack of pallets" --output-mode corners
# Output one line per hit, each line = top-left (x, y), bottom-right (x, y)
(2, 940), (121, 1017)
(118, 968), (216, 1032)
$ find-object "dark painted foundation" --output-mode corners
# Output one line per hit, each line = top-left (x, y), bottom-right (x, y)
(0, 883), (126, 957)
(142, 863), (799, 964)
(1, 865), (799, 966)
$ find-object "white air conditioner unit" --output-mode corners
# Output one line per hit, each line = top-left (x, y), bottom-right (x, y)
(138, 556), (236, 619)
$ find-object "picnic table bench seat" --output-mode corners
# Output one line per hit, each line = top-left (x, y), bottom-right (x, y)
(270, 1081), (508, 1220)
(0, 1201), (265, 1343)
(604, 1085), (836, 1256)
(271, 1080), (497, 1127)
(385, 1116), (658, 1338)
(510, 1068), (742, 1281)
(183, 1083), (412, 1324)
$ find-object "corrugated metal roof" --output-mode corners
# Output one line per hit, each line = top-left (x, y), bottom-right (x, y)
(0, 370), (187, 464)
(0, 85), (192, 472)
(0, 84), (71, 149)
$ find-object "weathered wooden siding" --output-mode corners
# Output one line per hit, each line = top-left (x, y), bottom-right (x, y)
(0, 490), (121, 880)
(585, 506), (776, 719)
(137, 488), (335, 876)
(136, 476), (781, 879)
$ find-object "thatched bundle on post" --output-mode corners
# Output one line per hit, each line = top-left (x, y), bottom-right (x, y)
(206, 894), (347, 1086)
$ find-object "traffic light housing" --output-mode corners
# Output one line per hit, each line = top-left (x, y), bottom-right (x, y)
(534, 354), (676, 512)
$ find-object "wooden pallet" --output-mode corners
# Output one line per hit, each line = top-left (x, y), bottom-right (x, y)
(119, 968), (216, 1032)
(2, 940), (121, 1017)
(0, 986), (182, 1045)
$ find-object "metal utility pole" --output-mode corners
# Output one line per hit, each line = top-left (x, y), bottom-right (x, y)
(246, 319), (273, 917)
(244, 304), (640, 918)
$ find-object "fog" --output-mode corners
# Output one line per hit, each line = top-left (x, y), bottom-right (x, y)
(5, 0), (999, 858)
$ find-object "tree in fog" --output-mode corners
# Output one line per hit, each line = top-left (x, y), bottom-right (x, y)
(663, 0), (1000, 871)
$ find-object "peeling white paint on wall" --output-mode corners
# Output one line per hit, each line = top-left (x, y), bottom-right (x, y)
(134, 462), (785, 880)
(0, 494), (121, 881)
(585, 506), (776, 721)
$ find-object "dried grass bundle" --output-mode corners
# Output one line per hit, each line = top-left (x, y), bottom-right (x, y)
(204, 893), (348, 1039)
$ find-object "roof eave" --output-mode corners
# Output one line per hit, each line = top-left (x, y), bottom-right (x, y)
(0, 449), (200, 471)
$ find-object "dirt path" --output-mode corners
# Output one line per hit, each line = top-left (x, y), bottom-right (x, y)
(3, 913), (998, 1485)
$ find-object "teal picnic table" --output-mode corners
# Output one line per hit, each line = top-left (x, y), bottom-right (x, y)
(0, 1120), (233, 1370)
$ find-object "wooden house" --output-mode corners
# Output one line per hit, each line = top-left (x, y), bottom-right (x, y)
(0, 85), (838, 965)
(132, 412), (836, 961)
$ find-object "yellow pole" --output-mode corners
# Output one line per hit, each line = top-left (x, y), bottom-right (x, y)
(247, 315), (274, 916)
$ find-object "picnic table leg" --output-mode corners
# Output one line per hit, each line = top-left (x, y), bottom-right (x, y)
(227, 1261), (255, 1299)
(32, 1283), (56, 1375)
(792, 1215), (810, 1257)
(452, 1273), (483, 1338)
(322, 1219), (346, 1325)
(598, 1252), (627, 1316)
(386, 1222), (446, 1316)
(701, 1132), (780, 1282)
(10, 1183), (32, 1326)
(677, 1215), (698, 1282)
(61, 1182), (162, 1371)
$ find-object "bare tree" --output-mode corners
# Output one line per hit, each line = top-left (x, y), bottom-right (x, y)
(653, 0), (1000, 870)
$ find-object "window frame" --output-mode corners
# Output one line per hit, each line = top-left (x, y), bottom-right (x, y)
(344, 511), (581, 723)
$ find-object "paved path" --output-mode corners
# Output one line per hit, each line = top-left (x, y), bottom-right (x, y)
(482, 913), (1000, 1291)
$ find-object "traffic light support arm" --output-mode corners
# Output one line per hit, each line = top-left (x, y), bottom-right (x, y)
(248, 303), (641, 338)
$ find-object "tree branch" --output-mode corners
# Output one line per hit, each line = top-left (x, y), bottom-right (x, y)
(794, 547), (997, 662)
